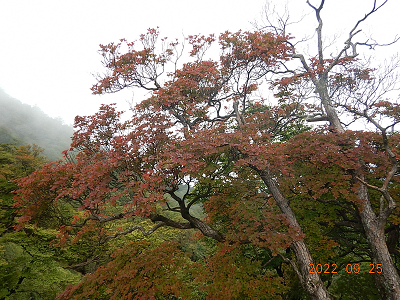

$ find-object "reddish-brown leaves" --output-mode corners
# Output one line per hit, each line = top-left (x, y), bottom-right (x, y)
(14, 25), (400, 299)
(56, 241), (195, 300)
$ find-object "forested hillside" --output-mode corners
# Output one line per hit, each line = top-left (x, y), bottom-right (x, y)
(0, 144), (82, 299)
(0, 88), (73, 161)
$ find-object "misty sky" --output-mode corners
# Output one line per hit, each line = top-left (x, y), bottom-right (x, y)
(0, 0), (399, 126)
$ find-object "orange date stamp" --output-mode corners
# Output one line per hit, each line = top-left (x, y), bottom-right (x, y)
(309, 263), (382, 274)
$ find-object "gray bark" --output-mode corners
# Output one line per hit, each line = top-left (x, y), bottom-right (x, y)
(257, 168), (332, 300)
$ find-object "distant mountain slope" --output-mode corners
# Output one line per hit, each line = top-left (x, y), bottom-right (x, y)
(0, 88), (73, 161)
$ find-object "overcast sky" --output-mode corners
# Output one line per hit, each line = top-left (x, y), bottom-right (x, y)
(0, 0), (399, 126)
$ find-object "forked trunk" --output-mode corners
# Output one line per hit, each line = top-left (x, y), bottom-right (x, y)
(357, 185), (400, 300)
(320, 86), (400, 299)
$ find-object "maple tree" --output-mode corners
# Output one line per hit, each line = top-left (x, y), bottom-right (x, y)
(13, 1), (400, 299)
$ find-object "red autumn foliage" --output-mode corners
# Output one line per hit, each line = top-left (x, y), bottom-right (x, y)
(13, 23), (400, 299)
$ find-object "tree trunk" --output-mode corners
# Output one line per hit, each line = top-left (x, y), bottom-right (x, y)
(357, 185), (400, 300)
(257, 168), (332, 300)
(318, 81), (400, 299)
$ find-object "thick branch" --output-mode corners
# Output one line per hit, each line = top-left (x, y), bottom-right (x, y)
(150, 213), (193, 229)
(166, 190), (225, 241)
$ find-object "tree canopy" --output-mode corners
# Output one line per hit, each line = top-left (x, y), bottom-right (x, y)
(13, 1), (400, 299)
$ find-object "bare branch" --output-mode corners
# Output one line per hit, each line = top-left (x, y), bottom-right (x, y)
(66, 256), (100, 270)
(355, 176), (383, 192)
(254, 2), (311, 49)
(357, 35), (400, 50)
(327, 0), (392, 72)
(307, 0), (325, 63)
(99, 222), (166, 245)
